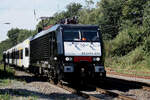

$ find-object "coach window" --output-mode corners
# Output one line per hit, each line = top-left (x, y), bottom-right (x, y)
(12, 50), (14, 59)
(15, 51), (17, 59)
(8, 53), (9, 58)
(11, 52), (13, 59)
(21, 50), (23, 59)
(10, 53), (12, 59)
(17, 51), (19, 59)
(25, 48), (29, 57)
(13, 51), (15, 59)
(6, 53), (8, 59)
(9, 53), (11, 59)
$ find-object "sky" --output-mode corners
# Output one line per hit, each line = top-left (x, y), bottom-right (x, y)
(0, 0), (98, 42)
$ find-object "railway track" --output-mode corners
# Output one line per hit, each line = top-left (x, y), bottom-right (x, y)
(142, 86), (150, 91)
(50, 80), (138, 100)
(93, 77), (150, 100)
(96, 87), (135, 100)
(86, 84), (136, 100)
(50, 81), (101, 100)
(103, 77), (150, 92)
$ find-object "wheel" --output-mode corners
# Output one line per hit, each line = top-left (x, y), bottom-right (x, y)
(102, 72), (106, 78)
(52, 68), (58, 85)
(53, 73), (58, 85)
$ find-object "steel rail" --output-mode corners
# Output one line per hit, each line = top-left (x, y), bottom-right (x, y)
(50, 81), (101, 100)
(96, 87), (136, 100)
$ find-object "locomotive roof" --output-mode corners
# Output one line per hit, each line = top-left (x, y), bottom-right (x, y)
(31, 24), (60, 41)
(31, 24), (99, 41)
(61, 24), (99, 29)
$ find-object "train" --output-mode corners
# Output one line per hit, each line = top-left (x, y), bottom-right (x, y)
(3, 19), (106, 84)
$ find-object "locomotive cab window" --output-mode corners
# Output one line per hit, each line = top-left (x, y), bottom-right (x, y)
(63, 30), (80, 41)
(63, 29), (100, 42)
(81, 30), (100, 42)
(25, 48), (29, 57)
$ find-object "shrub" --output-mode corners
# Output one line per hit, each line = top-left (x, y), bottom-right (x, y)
(111, 24), (146, 56)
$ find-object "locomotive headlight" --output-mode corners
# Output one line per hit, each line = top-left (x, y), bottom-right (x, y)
(65, 57), (69, 61)
(93, 57), (100, 61)
(65, 57), (73, 61)
(96, 57), (100, 61)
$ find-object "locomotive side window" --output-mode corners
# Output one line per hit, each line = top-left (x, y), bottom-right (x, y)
(25, 48), (29, 57)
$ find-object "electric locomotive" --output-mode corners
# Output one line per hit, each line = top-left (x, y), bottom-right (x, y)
(3, 17), (106, 84)
(30, 21), (106, 84)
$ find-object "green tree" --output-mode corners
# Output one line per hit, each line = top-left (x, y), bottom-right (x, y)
(66, 3), (82, 17)
(7, 28), (20, 45)
(97, 0), (125, 40)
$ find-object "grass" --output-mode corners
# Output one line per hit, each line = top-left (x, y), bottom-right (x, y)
(0, 79), (12, 86)
(107, 67), (150, 77)
(0, 64), (15, 86)
(0, 93), (11, 100)
(0, 94), (37, 100)
(105, 53), (150, 77)
(105, 46), (150, 77)
(0, 64), (38, 100)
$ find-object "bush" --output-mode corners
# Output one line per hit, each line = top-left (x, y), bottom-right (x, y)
(111, 24), (146, 56)
(144, 36), (150, 53)
(105, 46), (145, 69)
(127, 46), (144, 64)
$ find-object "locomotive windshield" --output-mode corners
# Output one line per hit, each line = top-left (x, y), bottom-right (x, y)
(63, 29), (100, 42)
(63, 30), (80, 41)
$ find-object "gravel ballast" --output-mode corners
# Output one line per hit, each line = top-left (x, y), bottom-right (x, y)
(0, 69), (84, 100)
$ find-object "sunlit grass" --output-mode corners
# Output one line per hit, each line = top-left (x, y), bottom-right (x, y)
(0, 93), (11, 100)
(0, 93), (38, 100)
(0, 64), (38, 100)
(0, 64), (16, 86)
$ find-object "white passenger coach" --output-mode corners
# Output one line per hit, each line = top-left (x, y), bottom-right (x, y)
(4, 37), (31, 68)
